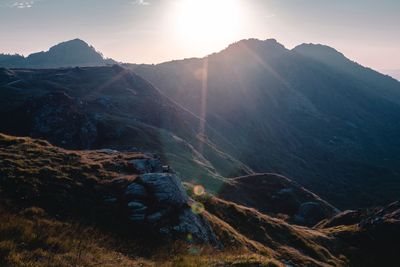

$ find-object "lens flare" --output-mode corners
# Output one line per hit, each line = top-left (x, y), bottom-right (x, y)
(187, 233), (193, 242)
(191, 202), (205, 214)
(193, 185), (205, 196)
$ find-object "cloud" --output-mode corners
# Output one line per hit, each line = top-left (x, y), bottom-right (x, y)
(133, 0), (150, 6)
(7, 0), (38, 8)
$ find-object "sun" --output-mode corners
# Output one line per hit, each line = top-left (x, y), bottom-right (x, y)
(172, 0), (243, 45)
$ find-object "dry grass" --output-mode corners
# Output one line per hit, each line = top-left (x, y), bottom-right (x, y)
(0, 206), (153, 267)
(190, 191), (348, 267)
(0, 205), (288, 267)
(0, 133), (350, 266)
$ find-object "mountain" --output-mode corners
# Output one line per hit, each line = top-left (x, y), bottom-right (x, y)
(383, 69), (400, 81)
(1, 133), (399, 267)
(0, 39), (116, 68)
(1, 38), (400, 266)
(0, 65), (337, 226)
(129, 38), (400, 209)
(2, 38), (400, 210)
(0, 54), (25, 68)
(0, 65), (254, 192)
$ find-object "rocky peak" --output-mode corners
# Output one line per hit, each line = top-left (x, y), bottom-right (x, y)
(20, 39), (114, 68)
(292, 43), (350, 67)
(216, 38), (289, 59)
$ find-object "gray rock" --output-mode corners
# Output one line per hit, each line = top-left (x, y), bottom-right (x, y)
(173, 209), (218, 244)
(129, 158), (163, 174)
(138, 173), (189, 205)
(128, 201), (147, 212)
(130, 214), (146, 222)
(125, 183), (147, 198)
(147, 212), (163, 223)
(121, 172), (218, 245)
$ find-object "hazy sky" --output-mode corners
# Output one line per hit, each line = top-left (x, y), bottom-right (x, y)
(0, 0), (399, 72)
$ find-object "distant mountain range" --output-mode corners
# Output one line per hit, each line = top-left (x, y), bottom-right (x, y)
(1, 38), (400, 211)
(0, 39), (116, 68)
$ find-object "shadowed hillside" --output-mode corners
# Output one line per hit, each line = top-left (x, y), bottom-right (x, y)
(0, 66), (253, 193)
(130, 38), (400, 209)
(217, 174), (338, 226)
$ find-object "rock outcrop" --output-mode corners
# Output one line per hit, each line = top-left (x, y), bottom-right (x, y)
(129, 157), (163, 174)
(114, 173), (218, 244)
(100, 153), (218, 244)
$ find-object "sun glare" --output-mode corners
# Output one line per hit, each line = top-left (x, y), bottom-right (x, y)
(173, 0), (243, 45)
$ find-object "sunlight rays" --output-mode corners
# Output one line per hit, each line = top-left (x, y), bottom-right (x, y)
(198, 57), (209, 154)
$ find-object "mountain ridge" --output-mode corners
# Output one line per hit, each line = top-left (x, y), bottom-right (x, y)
(0, 39), (116, 68)
(2, 37), (400, 210)
(129, 38), (400, 209)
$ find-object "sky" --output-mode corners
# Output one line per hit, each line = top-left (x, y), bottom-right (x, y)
(0, 0), (399, 72)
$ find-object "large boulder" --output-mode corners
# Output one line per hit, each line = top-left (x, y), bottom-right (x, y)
(129, 158), (163, 174)
(117, 173), (218, 244)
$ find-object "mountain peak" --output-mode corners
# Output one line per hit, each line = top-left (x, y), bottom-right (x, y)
(216, 38), (288, 59)
(67, 38), (87, 43)
(51, 38), (91, 49)
(18, 39), (116, 68)
(46, 38), (98, 55)
(0, 38), (116, 69)
(230, 38), (287, 50)
(293, 43), (346, 59)
(292, 43), (352, 69)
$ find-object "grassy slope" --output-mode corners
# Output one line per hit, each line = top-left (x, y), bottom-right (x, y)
(0, 133), (350, 266)
(0, 133), (283, 266)
(0, 206), (153, 267)
(0, 67), (251, 193)
(1, 205), (287, 267)
(194, 194), (347, 267)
